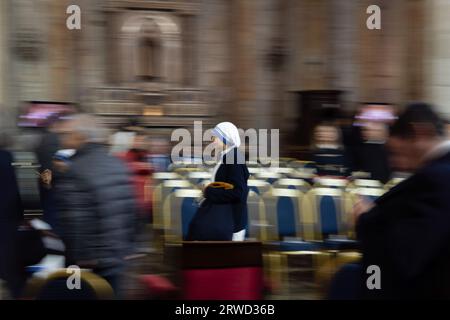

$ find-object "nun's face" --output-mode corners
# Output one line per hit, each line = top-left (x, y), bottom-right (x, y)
(213, 136), (225, 149)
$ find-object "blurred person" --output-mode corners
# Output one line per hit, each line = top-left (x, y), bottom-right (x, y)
(54, 114), (137, 297)
(338, 115), (359, 173)
(148, 136), (171, 172)
(353, 121), (391, 183)
(52, 149), (76, 175)
(311, 123), (349, 177)
(187, 122), (249, 241)
(116, 131), (154, 224)
(46, 149), (77, 201)
(0, 138), (25, 298)
(109, 117), (142, 154)
(34, 114), (68, 230)
(353, 102), (450, 299)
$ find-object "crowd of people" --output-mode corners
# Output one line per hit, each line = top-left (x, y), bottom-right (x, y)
(2, 102), (450, 299)
(0, 113), (171, 298)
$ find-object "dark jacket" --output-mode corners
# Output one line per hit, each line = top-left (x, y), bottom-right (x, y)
(35, 131), (60, 229)
(356, 150), (450, 299)
(353, 143), (391, 183)
(312, 147), (349, 177)
(55, 143), (137, 274)
(0, 150), (24, 297)
(35, 131), (60, 173)
(0, 150), (23, 222)
(204, 148), (249, 233)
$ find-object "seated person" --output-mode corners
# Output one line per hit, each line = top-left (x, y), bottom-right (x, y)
(311, 123), (349, 177)
(353, 121), (391, 183)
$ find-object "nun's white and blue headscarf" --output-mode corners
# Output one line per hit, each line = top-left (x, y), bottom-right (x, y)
(211, 122), (241, 148)
(211, 122), (241, 181)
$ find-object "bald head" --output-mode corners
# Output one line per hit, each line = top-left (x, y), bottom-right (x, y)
(59, 114), (110, 150)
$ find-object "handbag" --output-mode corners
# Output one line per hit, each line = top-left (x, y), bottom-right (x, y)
(186, 182), (235, 241)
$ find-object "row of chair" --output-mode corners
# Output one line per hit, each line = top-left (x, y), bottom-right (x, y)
(153, 168), (402, 242)
(152, 175), (392, 245)
(155, 169), (403, 191)
(151, 178), (376, 297)
(151, 167), (405, 297)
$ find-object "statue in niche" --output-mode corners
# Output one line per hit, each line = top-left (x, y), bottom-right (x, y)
(137, 37), (161, 82)
(135, 18), (162, 82)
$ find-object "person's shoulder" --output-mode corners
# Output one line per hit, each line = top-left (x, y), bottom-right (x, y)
(417, 158), (450, 188)
(70, 149), (129, 184)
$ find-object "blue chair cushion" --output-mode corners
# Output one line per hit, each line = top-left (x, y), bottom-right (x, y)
(319, 196), (339, 236)
(181, 197), (199, 239)
(277, 197), (297, 238)
(249, 186), (260, 194)
(323, 238), (359, 250)
(272, 240), (321, 252)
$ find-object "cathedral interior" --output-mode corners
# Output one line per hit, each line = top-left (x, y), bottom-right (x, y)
(1, 0), (448, 154)
(2, 0), (450, 301)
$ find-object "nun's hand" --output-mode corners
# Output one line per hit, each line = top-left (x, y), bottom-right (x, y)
(201, 182), (210, 195)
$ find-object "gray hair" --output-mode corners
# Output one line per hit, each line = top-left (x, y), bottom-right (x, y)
(69, 114), (110, 143)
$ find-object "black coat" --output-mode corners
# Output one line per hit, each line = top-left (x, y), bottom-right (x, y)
(356, 150), (450, 299)
(35, 131), (60, 172)
(0, 150), (24, 297)
(312, 147), (349, 177)
(353, 143), (391, 183)
(54, 143), (137, 274)
(0, 150), (23, 221)
(204, 148), (250, 233)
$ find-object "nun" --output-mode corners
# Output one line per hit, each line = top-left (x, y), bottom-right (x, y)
(187, 122), (250, 241)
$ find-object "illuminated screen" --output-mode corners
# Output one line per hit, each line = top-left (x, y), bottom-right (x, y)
(17, 102), (75, 128)
(354, 104), (397, 126)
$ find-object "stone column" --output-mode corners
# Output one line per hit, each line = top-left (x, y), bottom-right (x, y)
(229, 0), (256, 129)
(403, 0), (425, 101)
(287, 0), (332, 91)
(229, 0), (282, 130)
(0, 0), (8, 129)
(181, 13), (196, 87)
(424, 0), (450, 118)
(10, 0), (51, 103)
(329, 0), (358, 107)
(74, 0), (107, 106)
(197, 0), (232, 118)
(357, 0), (407, 104)
(48, 0), (75, 102)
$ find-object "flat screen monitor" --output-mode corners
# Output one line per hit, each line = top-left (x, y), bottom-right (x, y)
(354, 103), (397, 126)
(17, 101), (76, 128)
